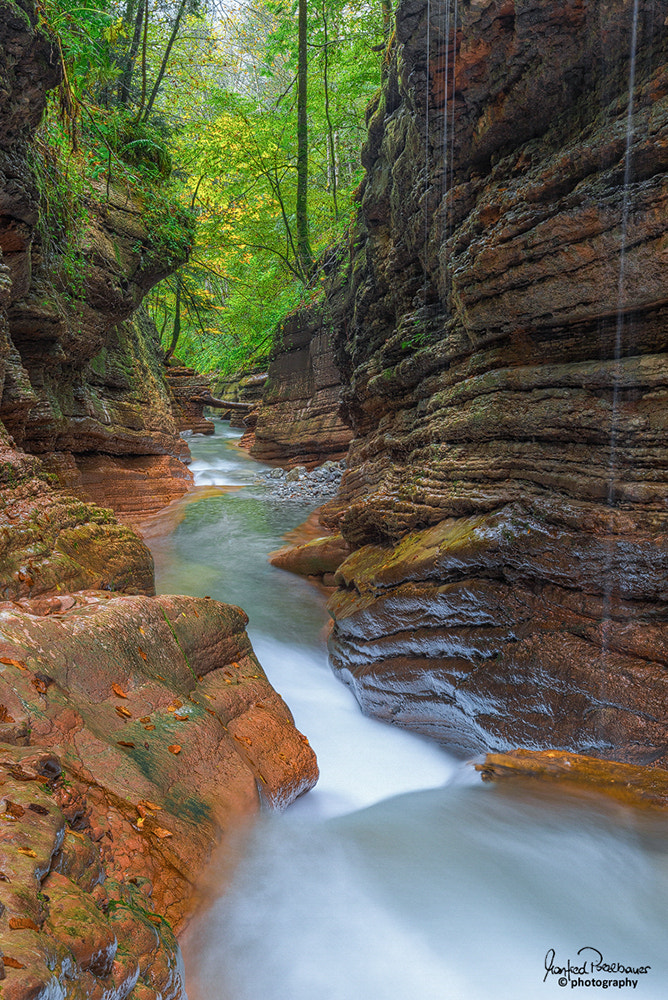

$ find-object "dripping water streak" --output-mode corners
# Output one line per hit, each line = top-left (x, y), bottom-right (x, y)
(601, 0), (640, 673)
(441, 0), (451, 249)
(450, 0), (458, 200)
(423, 0), (431, 295)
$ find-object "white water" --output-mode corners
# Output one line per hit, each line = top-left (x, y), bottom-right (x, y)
(146, 426), (668, 1000)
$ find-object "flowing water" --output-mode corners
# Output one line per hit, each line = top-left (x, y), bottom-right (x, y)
(145, 426), (668, 1000)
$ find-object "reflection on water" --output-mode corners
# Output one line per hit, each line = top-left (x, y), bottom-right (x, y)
(146, 427), (668, 1000)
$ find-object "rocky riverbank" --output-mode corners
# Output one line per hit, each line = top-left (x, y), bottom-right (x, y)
(259, 0), (668, 766)
(0, 5), (319, 996)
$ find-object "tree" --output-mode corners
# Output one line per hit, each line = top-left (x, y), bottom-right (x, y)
(296, 0), (312, 277)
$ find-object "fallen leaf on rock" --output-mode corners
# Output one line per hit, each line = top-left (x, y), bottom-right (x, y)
(167, 745), (181, 755)
(168, 699), (183, 711)
(139, 627), (146, 635)
(115, 706), (132, 719)
(174, 714), (189, 721)
(139, 800), (161, 811)
(139, 716), (151, 723)
(0, 657), (26, 670)
(31, 677), (48, 695)
(3, 956), (26, 968)
(28, 804), (48, 815)
(17, 848), (37, 858)
(138, 647), (148, 661)
(117, 741), (136, 749)
(144, 724), (155, 731)
(8, 917), (40, 931)
(136, 817), (144, 829)
(4, 800), (25, 818)
(153, 826), (173, 839)
(0, 705), (15, 723)
(112, 683), (128, 699)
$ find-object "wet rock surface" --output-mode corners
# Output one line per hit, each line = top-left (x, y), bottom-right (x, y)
(316, 0), (668, 761)
(254, 459), (345, 503)
(477, 749), (668, 811)
(250, 305), (352, 467)
(0, 745), (184, 998)
(0, 592), (318, 928)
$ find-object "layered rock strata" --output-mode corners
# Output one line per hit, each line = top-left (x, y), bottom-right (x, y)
(0, 7), (320, 998)
(0, 593), (317, 996)
(165, 364), (216, 435)
(213, 368), (267, 429)
(250, 305), (352, 467)
(318, 0), (668, 763)
(1, 0), (193, 520)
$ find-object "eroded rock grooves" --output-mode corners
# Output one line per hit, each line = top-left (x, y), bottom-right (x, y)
(250, 304), (353, 467)
(288, 0), (668, 763)
(0, 5), (318, 995)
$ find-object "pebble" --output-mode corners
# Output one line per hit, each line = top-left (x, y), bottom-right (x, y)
(254, 460), (345, 503)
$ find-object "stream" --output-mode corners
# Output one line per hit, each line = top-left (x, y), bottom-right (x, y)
(145, 426), (668, 1000)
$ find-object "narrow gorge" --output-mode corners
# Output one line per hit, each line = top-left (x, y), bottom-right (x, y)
(2, 0), (668, 997)
(258, 0), (668, 765)
(0, 3), (317, 994)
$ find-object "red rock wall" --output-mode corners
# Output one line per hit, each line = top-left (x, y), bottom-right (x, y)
(321, 0), (668, 764)
(251, 304), (352, 467)
(0, 1), (193, 521)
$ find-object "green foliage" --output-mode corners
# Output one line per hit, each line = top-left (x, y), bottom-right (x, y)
(36, 0), (388, 378)
(146, 0), (385, 374)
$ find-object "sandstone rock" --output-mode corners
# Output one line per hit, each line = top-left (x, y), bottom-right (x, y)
(317, 0), (668, 762)
(251, 304), (352, 467)
(270, 533), (352, 579)
(213, 367), (267, 429)
(0, 592), (318, 927)
(0, 746), (184, 999)
(1, 2), (193, 526)
(0, 478), (154, 599)
(165, 365), (216, 434)
(71, 454), (193, 521)
(477, 749), (668, 811)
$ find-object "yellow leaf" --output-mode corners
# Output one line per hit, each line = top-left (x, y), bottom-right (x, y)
(153, 826), (173, 839)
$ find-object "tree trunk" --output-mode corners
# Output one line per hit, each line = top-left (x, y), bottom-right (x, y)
(296, 0), (313, 278)
(165, 275), (182, 360)
(142, 0), (189, 121)
(322, 0), (338, 220)
(117, 0), (145, 106)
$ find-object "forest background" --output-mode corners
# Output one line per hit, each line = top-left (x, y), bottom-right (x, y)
(39, 0), (391, 375)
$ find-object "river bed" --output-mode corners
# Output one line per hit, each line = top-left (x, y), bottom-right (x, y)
(144, 426), (668, 1000)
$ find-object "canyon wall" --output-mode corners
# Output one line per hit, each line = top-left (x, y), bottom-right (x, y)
(0, 6), (319, 995)
(250, 303), (352, 467)
(1, 0), (194, 527)
(314, 0), (668, 764)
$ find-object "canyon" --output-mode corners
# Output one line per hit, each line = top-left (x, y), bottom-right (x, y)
(257, 0), (668, 765)
(3, 0), (668, 995)
(0, 2), (317, 994)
